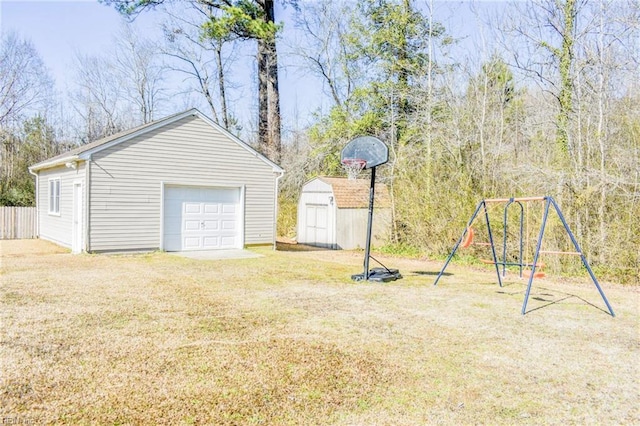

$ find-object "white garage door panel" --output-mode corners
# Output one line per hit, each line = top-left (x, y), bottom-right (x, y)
(184, 237), (201, 249)
(164, 186), (242, 251)
(185, 203), (201, 214)
(221, 236), (236, 246)
(203, 236), (219, 248)
(204, 220), (219, 230)
(185, 220), (201, 230)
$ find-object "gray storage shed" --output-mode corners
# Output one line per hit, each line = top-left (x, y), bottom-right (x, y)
(297, 177), (391, 250)
(29, 109), (284, 253)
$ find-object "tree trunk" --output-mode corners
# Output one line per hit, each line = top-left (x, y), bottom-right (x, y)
(257, 38), (269, 155)
(556, 0), (577, 164)
(215, 44), (229, 129)
(263, 0), (281, 163)
(266, 35), (281, 163)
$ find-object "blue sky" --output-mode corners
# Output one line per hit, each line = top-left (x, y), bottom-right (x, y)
(1, 0), (492, 133)
(0, 0), (327, 130)
(1, 1), (148, 89)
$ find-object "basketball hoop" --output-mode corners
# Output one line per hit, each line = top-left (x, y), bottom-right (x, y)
(340, 136), (400, 282)
(342, 158), (367, 180)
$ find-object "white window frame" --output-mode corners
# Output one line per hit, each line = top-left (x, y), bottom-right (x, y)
(48, 178), (61, 216)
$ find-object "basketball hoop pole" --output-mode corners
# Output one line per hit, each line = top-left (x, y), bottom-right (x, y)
(341, 135), (401, 282)
(363, 166), (377, 280)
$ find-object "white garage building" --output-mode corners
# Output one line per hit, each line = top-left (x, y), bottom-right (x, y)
(297, 177), (391, 250)
(29, 109), (284, 253)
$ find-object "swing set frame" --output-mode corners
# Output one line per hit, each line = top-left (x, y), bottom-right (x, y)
(433, 196), (615, 316)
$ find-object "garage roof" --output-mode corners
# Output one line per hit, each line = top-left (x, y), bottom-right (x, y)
(29, 109), (283, 173)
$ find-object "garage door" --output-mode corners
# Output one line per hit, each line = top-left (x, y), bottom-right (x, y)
(163, 186), (242, 251)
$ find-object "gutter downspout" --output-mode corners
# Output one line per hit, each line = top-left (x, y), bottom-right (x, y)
(28, 168), (39, 238)
(273, 170), (285, 250)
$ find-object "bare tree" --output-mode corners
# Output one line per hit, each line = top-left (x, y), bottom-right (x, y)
(161, 3), (239, 130)
(500, 0), (586, 164)
(71, 23), (167, 142)
(569, 0), (640, 260)
(103, 0), (284, 162)
(114, 24), (167, 124)
(288, 0), (357, 109)
(0, 32), (54, 126)
(466, 0), (640, 277)
(71, 53), (129, 142)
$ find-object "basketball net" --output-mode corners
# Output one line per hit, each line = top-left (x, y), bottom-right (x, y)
(342, 158), (366, 180)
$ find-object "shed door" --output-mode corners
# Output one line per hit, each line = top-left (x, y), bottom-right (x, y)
(164, 186), (242, 251)
(305, 204), (329, 246)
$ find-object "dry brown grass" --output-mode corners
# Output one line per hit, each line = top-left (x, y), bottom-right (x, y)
(1, 239), (638, 425)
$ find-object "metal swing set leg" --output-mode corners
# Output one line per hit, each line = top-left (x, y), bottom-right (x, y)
(521, 197), (615, 316)
(433, 197), (615, 317)
(433, 200), (502, 287)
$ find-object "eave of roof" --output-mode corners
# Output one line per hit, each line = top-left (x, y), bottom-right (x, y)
(29, 109), (284, 174)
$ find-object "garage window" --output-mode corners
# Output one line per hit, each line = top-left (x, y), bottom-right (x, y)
(48, 178), (60, 215)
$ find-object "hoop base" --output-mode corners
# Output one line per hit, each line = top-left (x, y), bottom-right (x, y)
(351, 268), (402, 282)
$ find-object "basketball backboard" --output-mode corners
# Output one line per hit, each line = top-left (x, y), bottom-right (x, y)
(340, 136), (389, 169)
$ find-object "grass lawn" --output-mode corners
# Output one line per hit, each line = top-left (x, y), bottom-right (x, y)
(1, 239), (638, 425)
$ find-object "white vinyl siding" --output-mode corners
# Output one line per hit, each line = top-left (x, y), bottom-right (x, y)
(37, 164), (85, 249)
(88, 115), (277, 251)
(335, 208), (391, 250)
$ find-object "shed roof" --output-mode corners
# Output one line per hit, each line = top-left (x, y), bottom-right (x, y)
(317, 177), (391, 209)
(29, 109), (283, 173)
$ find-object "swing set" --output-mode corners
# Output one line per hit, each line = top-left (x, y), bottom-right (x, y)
(433, 196), (615, 316)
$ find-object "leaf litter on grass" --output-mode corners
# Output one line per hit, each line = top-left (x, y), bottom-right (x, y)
(1, 240), (638, 424)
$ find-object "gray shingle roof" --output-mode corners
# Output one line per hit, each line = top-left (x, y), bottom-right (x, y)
(29, 109), (283, 173)
(30, 110), (195, 170)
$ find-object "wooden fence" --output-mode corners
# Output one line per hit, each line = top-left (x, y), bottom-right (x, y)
(0, 207), (37, 239)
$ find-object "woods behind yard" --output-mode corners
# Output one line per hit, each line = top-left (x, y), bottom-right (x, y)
(2, 1), (639, 283)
